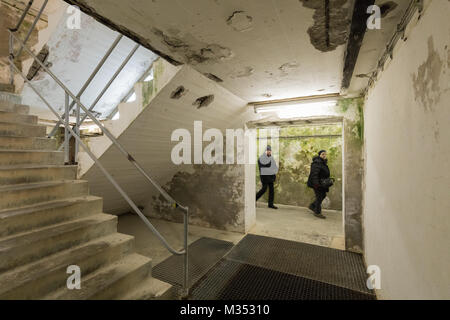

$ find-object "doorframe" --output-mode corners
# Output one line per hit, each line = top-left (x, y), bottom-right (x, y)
(246, 116), (348, 249)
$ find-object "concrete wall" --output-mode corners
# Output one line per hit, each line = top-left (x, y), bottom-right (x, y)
(82, 62), (250, 233)
(364, 0), (450, 299)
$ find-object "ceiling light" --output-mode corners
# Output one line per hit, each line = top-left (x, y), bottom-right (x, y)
(253, 96), (338, 119)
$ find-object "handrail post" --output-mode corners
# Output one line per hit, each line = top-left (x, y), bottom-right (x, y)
(64, 92), (70, 165)
(10, 0), (34, 32)
(48, 34), (123, 138)
(60, 44), (140, 147)
(9, 33), (14, 86)
(183, 207), (190, 298)
(15, 0), (48, 60)
(74, 102), (80, 164)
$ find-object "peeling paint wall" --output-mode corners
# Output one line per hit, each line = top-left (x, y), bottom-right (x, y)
(152, 164), (245, 232)
(364, 0), (450, 299)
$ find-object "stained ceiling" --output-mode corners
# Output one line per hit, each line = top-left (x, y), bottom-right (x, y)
(6, 0), (411, 103)
(66, 0), (360, 102)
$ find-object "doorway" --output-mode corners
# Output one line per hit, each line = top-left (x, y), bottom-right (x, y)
(250, 122), (345, 250)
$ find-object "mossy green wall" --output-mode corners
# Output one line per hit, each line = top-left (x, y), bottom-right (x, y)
(256, 124), (343, 210)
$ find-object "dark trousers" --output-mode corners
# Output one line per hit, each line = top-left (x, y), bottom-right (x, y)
(310, 189), (327, 214)
(256, 182), (274, 206)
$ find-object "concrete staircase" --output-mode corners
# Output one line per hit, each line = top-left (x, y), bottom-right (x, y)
(0, 98), (164, 300)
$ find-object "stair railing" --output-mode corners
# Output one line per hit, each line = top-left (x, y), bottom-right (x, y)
(56, 43), (140, 151)
(8, 4), (190, 298)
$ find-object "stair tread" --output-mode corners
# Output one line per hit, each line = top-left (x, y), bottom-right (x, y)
(0, 135), (53, 140)
(0, 164), (77, 170)
(0, 195), (101, 218)
(0, 121), (44, 128)
(0, 213), (116, 248)
(0, 179), (86, 192)
(118, 276), (172, 300)
(0, 149), (62, 153)
(44, 253), (151, 300)
(0, 111), (37, 121)
(0, 233), (134, 295)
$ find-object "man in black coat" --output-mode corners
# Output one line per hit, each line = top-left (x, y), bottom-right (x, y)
(307, 150), (330, 219)
(256, 145), (278, 209)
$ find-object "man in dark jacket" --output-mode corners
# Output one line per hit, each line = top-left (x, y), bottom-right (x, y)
(256, 145), (278, 209)
(307, 150), (330, 219)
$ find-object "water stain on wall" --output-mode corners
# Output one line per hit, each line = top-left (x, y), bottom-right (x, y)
(152, 165), (245, 231)
(412, 37), (444, 111)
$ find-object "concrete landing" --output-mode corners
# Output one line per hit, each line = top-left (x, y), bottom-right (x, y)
(251, 202), (345, 250)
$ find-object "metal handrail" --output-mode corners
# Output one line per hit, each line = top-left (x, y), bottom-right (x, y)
(48, 34), (124, 138)
(106, 63), (154, 120)
(9, 28), (190, 297)
(59, 43), (140, 148)
(15, 0), (48, 60)
(10, 0), (34, 32)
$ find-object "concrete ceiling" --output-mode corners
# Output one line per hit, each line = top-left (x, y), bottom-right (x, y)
(66, 0), (361, 102)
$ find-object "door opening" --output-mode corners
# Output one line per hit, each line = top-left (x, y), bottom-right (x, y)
(250, 122), (345, 250)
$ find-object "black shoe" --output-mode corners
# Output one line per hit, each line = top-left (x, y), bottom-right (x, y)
(268, 205), (278, 210)
(308, 204), (316, 213)
(314, 213), (326, 219)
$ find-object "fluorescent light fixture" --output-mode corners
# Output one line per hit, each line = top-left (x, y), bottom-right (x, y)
(253, 96), (338, 119)
(126, 92), (136, 103)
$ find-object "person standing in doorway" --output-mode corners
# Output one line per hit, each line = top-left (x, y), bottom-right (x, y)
(256, 145), (279, 209)
(307, 150), (331, 219)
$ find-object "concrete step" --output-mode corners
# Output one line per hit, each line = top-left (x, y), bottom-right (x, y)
(0, 101), (29, 114)
(0, 122), (46, 137)
(118, 276), (172, 300)
(0, 213), (118, 274)
(0, 83), (15, 93)
(0, 233), (134, 299)
(0, 180), (88, 210)
(0, 136), (57, 150)
(0, 165), (77, 185)
(0, 195), (102, 238)
(0, 149), (64, 166)
(44, 253), (152, 300)
(0, 111), (38, 125)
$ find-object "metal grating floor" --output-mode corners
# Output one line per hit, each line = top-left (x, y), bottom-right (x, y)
(152, 237), (234, 287)
(224, 234), (373, 294)
(190, 260), (375, 300)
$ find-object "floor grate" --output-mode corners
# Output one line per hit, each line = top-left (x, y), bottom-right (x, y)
(224, 234), (373, 294)
(152, 237), (234, 288)
(190, 260), (375, 300)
